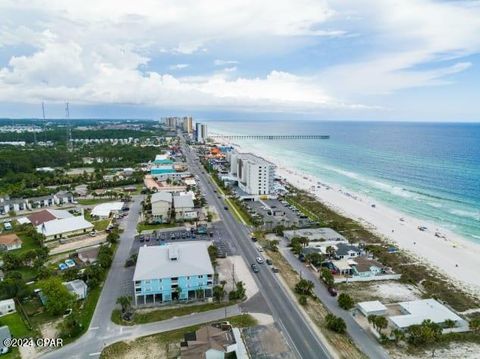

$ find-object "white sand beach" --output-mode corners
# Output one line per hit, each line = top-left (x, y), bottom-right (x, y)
(225, 142), (480, 296)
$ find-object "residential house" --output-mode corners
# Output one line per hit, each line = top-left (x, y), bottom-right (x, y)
(36, 216), (94, 241)
(55, 191), (75, 205)
(173, 193), (197, 221)
(335, 243), (362, 259)
(29, 194), (56, 209)
(0, 299), (16, 317)
(349, 256), (385, 277)
(181, 323), (248, 359)
(0, 234), (22, 251)
(133, 243), (214, 305)
(0, 326), (11, 354)
(389, 299), (468, 331)
(77, 246), (100, 264)
(64, 279), (88, 300)
(151, 192), (172, 223)
(0, 198), (28, 214)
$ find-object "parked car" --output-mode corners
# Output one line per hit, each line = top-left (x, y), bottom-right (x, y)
(251, 264), (259, 273)
(266, 259), (273, 265)
(271, 267), (280, 273)
(251, 237), (257, 242)
(256, 257), (264, 264)
(224, 206), (228, 210)
(327, 287), (338, 297)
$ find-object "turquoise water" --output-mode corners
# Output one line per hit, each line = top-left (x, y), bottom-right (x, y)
(204, 119), (480, 242)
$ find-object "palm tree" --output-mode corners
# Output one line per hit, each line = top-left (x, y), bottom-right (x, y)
(326, 246), (336, 259)
(391, 329), (405, 346)
(116, 296), (132, 313)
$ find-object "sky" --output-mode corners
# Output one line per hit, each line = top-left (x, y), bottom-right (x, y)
(1, 0), (480, 121)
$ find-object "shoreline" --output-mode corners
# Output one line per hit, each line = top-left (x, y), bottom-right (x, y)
(217, 140), (480, 296)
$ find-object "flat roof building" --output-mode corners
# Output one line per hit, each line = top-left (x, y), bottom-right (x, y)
(389, 299), (466, 330)
(357, 301), (388, 317)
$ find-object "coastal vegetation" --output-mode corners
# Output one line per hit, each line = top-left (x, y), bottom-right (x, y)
(285, 188), (479, 312)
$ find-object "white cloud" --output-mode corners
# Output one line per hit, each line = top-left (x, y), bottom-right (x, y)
(214, 59), (239, 66)
(320, 0), (480, 96)
(169, 64), (189, 70)
(0, 0), (479, 115)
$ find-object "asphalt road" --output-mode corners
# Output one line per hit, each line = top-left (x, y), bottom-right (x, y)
(280, 242), (389, 359)
(183, 139), (333, 359)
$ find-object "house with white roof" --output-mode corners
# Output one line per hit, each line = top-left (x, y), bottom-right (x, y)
(91, 202), (124, 218)
(0, 299), (15, 317)
(133, 243), (214, 305)
(389, 298), (468, 330)
(36, 216), (94, 241)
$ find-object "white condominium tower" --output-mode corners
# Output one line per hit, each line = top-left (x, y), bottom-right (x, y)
(229, 152), (276, 195)
(195, 122), (208, 143)
(182, 116), (193, 133)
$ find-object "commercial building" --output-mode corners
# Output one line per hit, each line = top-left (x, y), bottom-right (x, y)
(133, 243), (214, 305)
(36, 216), (94, 241)
(163, 117), (179, 129)
(151, 192), (172, 223)
(229, 152), (276, 196)
(195, 123), (208, 143)
(183, 116), (193, 133)
(91, 202), (124, 218)
(0, 234), (22, 251)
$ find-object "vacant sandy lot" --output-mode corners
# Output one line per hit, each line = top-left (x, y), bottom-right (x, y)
(216, 255), (258, 299)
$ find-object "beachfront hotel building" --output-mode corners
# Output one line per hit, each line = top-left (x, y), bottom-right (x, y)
(183, 116), (193, 133)
(133, 243), (214, 305)
(229, 152), (276, 196)
(195, 123), (208, 143)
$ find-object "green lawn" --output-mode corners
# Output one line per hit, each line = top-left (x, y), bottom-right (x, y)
(112, 301), (235, 325)
(93, 219), (110, 231)
(136, 222), (177, 233)
(101, 314), (257, 359)
(0, 312), (35, 359)
(11, 233), (42, 255)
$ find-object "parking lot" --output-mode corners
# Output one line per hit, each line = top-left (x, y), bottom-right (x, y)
(245, 198), (312, 228)
(130, 222), (238, 258)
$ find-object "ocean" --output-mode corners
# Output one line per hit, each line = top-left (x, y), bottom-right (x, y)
(203, 119), (480, 242)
